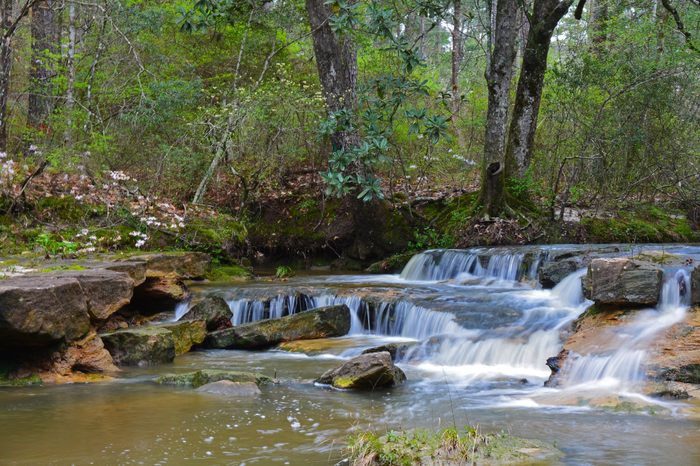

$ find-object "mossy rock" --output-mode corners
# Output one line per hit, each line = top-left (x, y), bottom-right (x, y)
(152, 320), (207, 355)
(366, 251), (417, 274)
(206, 264), (251, 281)
(156, 369), (273, 389)
(348, 427), (561, 466)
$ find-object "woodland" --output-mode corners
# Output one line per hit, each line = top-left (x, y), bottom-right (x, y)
(0, 0), (698, 266)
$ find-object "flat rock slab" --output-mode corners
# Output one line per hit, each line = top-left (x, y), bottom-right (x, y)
(316, 351), (406, 390)
(0, 275), (91, 346)
(196, 380), (261, 396)
(101, 327), (175, 366)
(53, 269), (134, 320)
(205, 305), (351, 350)
(583, 258), (663, 306)
(156, 369), (273, 388)
(126, 252), (211, 279)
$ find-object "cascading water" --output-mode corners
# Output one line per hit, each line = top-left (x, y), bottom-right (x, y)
(399, 249), (527, 283)
(399, 268), (590, 380)
(560, 268), (692, 390)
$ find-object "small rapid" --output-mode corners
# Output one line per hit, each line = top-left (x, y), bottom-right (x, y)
(559, 269), (692, 390)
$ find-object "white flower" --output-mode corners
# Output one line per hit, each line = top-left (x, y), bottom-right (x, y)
(135, 239), (146, 248)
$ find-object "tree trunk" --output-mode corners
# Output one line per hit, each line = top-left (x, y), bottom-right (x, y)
(450, 0), (464, 146)
(28, 0), (58, 131)
(64, 0), (76, 147)
(0, 0), (13, 151)
(305, 0), (359, 153)
(506, 0), (574, 178)
(481, 0), (518, 217)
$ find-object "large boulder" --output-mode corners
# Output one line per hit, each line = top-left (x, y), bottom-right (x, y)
(156, 369), (272, 388)
(39, 331), (119, 383)
(154, 320), (207, 355)
(692, 265), (700, 305)
(180, 296), (233, 331)
(583, 258), (663, 306)
(101, 327), (175, 366)
(205, 305), (351, 350)
(316, 351), (406, 390)
(0, 275), (91, 346)
(538, 259), (581, 289)
(55, 269), (134, 320)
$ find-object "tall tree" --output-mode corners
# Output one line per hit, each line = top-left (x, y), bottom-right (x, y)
(505, 0), (581, 177)
(450, 0), (464, 146)
(481, 0), (518, 217)
(305, 0), (359, 154)
(1, 0), (38, 151)
(28, 0), (58, 131)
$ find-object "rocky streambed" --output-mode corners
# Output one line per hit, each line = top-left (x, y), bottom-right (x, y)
(1, 245), (700, 464)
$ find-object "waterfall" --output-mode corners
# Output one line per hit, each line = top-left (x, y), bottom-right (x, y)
(173, 300), (191, 321)
(364, 301), (467, 339)
(399, 249), (527, 282)
(560, 269), (691, 389)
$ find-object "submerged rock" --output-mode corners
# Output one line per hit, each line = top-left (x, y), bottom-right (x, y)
(583, 258), (663, 306)
(196, 380), (261, 396)
(101, 327), (175, 366)
(153, 320), (207, 355)
(205, 304), (351, 349)
(316, 351), (406, 390)
(180, 296), (233, 331)
(156, 369), (272, 388)
(0, 274), (91, 346)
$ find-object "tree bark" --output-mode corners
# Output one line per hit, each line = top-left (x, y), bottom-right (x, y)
(481, 0), (518, 217)
(64, 0), (76, 147)
(0, 0), (13, 151)
(305, 0), (359, 153)
(450, 0), (465, 147)
(506, 0), (575, 178)
(28, 0), (58, 130)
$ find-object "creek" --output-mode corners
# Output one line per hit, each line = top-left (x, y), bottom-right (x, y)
(1, 245), (699, 464)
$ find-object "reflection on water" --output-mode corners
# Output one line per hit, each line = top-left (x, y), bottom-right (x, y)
(2, 245), (700, 464)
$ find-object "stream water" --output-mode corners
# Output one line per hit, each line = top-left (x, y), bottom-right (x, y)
(1, 245), (700, 465)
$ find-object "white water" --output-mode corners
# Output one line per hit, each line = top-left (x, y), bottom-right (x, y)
(399, 249), (526, 282)
(560, 269), (691, 390)
(402, 269), (590, 381)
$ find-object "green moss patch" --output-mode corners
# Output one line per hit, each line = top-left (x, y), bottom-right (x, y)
(348, 427), (561, 466)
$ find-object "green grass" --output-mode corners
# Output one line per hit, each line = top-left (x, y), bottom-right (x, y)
(348, 426), (559, 466)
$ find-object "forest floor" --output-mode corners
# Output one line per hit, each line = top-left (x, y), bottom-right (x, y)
(1, 168), (698, 274)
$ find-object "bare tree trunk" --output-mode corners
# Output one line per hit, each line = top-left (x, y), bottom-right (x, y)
(64, 0), (76, 147)
(450, 0), (465, 147)
(28, 0), (58, 130)
(481, 0), (518, 217)
(305, 0), (359, 153)
(84, 3), (107, 132)
(506, 0), (575, 178)
(0, 0), (13, 151)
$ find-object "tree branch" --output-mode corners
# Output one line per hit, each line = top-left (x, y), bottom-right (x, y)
(660, 0), (700, 53)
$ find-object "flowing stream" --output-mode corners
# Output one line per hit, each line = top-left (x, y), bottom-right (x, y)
(1, 245), (699, 464)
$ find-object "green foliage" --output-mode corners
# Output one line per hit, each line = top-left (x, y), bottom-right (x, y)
(275, 265), (294, 279)
(348, 426), (558, 465)
(409, 226), (453, 251)
(34, 233), (78, 257)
